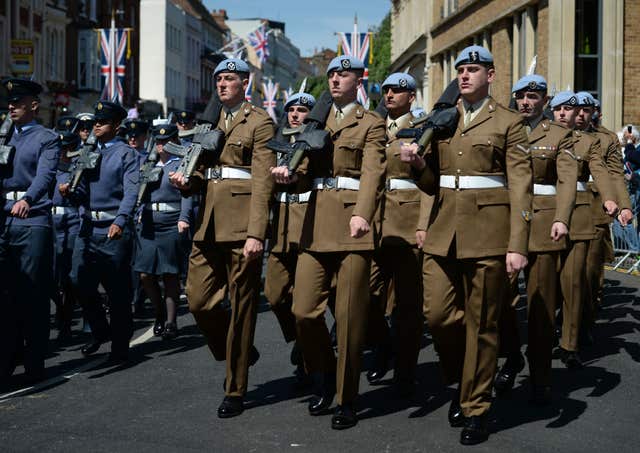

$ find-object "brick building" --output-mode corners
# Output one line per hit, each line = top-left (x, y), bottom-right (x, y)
(391, 0), (638, 131)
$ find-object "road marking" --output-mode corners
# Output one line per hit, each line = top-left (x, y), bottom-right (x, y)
(0, 325), (155, 402)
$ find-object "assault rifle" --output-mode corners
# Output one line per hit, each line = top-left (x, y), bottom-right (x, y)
(135, 134), (160, 207)
(266, 90), (333, 172)
(163, 123), (224, 184)
(0, 114), (15, 165)
(68, 131), (100, 192)
(395, 79), (460, 156)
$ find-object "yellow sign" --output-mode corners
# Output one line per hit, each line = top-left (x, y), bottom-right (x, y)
(10, 40), (34, 75)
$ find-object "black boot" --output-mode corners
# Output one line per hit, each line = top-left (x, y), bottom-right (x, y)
(460, 414), (489, 445)
(494, 352), (525, 395)
(308, 372), (336, 415)
(217, 396), (244, 418)
(331, 403), (357, 430)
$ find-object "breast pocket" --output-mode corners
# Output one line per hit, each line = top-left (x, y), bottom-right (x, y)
(225, 136), (254, 165)
(335, 139), (364, 171)
(530, 146), (558, 180)
(471, 135), (504, 172)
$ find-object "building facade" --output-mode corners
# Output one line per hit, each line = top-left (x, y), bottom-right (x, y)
(390, 0), (638, 131)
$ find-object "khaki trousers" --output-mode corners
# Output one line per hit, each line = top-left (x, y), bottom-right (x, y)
(293, 251), (371, 405)
(264, 251), (298, 343)
(187, 241), (261, 397)
(585, 224), (611, 323)
(423, 253), (506, 417)
(368, 246), (423, 379)
(560, 240), (589, 352)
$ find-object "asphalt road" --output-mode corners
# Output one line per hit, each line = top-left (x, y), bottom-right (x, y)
(1, 271), (639, 452)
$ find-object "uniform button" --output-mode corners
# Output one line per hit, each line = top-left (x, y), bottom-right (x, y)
(385, 143), (389, 147)
(458, 151), (463, 156)
(461, 133), (465, 137)
(456, 169), (461, 173)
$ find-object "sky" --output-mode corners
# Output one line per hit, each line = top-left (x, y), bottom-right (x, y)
(203, 1), (390, 57)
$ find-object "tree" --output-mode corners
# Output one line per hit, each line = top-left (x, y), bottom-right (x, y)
(368, 12), (391, 108)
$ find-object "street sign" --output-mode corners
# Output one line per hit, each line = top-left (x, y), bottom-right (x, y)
(10, 40), (34, 76)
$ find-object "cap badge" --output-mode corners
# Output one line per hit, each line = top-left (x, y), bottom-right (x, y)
(97, 103), (103, 110)
(227, 61), (236, 71)
(469, 51), (479, 63)
(569, 96), (577, 105)
(65, 120), (71, 126)
(528, 81), (537, 90)
(399, 78), (408, 88)
(181, 112), (187, 117)
(6, 81), (13, 91)
(160, 128), (166, 135)
(300, 96), (308, 105)
(131, 122), (136, 129)
(341, 58), (351, 69)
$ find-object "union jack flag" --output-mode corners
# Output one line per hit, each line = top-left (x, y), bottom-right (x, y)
(245, 73), (254, 103)
(281, 86), (293, 103)
(248, 24), (270, 65)
(262, 79), (279, 121)
(99, 28), (129, 103)
(337, 25), (372, 106)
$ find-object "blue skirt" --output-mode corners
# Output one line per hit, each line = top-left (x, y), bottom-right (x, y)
(133, 220), (190, 275)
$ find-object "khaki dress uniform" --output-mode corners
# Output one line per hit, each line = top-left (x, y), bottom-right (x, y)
(416, 97), (532, 418)
(560, 130), (616, 353)
(499, 120), (576, 386)
(185, 102), (275, 397)
(368, 112), (425, 381)
(264, 133), (311, 343)
(585, 126), (631, 317)
(292, 103), (386, 405)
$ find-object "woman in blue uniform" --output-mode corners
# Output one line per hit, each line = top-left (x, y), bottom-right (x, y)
(134, 124), (192, 339)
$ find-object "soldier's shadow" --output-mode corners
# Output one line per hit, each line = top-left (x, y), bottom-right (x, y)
(243, 375), (314, 410)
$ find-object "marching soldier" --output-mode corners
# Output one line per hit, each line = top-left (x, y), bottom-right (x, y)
(170, 58), (275, 418)
(272, 55), (386, 429)
(400, 46), (532, 445)
(133, 124), (192, 339)
(66, 101), (139, 363)
(51, 130), (84, 341)
(576, 92), (633, 338)
(264, 91), (316, 380)
(0, 79), (61, 387)
(56, 116), (79, 132)
(123, 119), (150, 156)
(551, 91), (618, 369)
(365, 73), (424, 395)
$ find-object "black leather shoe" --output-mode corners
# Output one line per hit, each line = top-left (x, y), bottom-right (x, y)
(366, 344), (392, 384)
(530, 385), (552, 406)
(331, 404), (357, 430)
(153, 320), (165, 337)
(460, 415), (489, 445)
(448, 389), (466, 427)
(217, 396), (244, 418)
(162, 322), (179, 340)
(81, 340), (102, 356)
(308, 373), (336, 416)
(494, 352), (525, 395)
(558, 348), (583, 369)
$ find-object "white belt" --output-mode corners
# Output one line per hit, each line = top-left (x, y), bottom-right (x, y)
(205, 166), (251, 180)
(275, 191), (312, 204)
(533, 184), (557, 195)
(90, 209), (118, 221)
(52, 206), (75, 215)
(386, 178), (418, 191)
(439, 175), (506, 190)
(577, 181), (588, 192)
(3, 191), (27, 201)
(147, 202), (181, 212)
(312, 177), (360, 191)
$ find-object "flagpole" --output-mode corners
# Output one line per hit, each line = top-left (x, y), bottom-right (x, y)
(110, 8), (116, 102)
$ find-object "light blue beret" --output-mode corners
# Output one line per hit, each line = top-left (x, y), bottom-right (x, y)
(214, 58), (250, 77)
(326, 55), (365, 74)
(454, 45), (494, 68)
(575, 91), (597, 106)
(382, 73), (417, 90)
(549, 91), (578, 108)
(284, 93), (316, 111)
(512, 74), (547, 93)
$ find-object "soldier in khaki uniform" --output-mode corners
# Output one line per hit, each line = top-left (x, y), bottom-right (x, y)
(264, 92), (315, 380)
(551, 91), (618, 369)
(170, 58), (275, 418)
(576, 92), (634, 338)
(272, 55), (386, 430)
(401, 46), (532, 445)
(365, 73), (424, 395)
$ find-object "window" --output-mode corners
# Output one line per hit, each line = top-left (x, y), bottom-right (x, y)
(512, 7), (537, 84)
(575, 0), (601, 96)
(77, 29), (100, 90)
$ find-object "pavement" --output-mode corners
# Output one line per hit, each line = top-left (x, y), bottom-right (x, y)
(1, 270), (639, 452)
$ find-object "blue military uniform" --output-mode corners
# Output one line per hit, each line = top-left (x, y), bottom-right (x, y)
(70, 101), (139, 360)
(0, 78), (61, 384)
